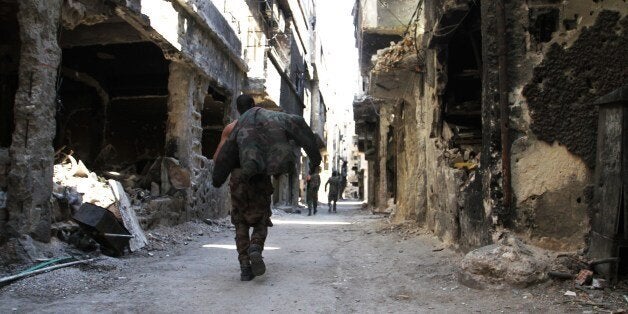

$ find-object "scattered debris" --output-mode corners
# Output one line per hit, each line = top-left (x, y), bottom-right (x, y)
(564, 290), (577, 297)
(395, 294), (411, 300)
(0, 257), (99, 286)
(592, 278), (607, 290)
(372, 33), (421, 74)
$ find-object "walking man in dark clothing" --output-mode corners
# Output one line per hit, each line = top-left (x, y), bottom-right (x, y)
(306, 166), (321, 216)
(213, 95), (273, 281)
(213, 94), (321, 281)
(325, 171), (342, 213)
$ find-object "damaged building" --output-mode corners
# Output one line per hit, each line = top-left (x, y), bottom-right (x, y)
(354, 0), (627, 277)
(0, 0), (326, 260)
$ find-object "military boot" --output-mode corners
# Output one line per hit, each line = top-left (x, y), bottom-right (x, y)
(240, 261), (255, 281)
(248, 244), (266, 276)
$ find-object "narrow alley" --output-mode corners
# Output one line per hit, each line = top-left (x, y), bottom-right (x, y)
(0, 202), (609, 312)
(0, 0), (627, 312)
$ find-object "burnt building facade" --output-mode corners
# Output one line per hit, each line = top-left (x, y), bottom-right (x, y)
(354, 0), (627, 255)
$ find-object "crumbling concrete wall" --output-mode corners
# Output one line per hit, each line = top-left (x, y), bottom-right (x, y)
(391, 97), (423, 223)
(375, 103), (394, 212)
(6, 0), (63, 242)
(125, 0), (245, 222)
(506, 2), (627, 251)
(165, 61), (232, 222)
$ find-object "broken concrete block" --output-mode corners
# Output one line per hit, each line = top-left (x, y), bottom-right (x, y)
(575, 269), (594, 286)
(163, 157), (191, 190)
(108, 180), (148, 251)
(464, 150), (471, 161)
(74, 160), (90, 178)
(459, 236), (551, 289)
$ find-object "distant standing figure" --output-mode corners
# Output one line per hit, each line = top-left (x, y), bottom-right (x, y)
(306, 166), (321, 216)
(325, 171), (342, 213)
(340, 160), (348, 199)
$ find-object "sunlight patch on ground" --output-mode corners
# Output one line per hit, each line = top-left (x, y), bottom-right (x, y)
(271, 219), (351, 225)
(202, 244), (281, 250)
(337, 201), (366, 206)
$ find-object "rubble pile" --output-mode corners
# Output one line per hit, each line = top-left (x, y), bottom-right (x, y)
(49, 154), (156, 256)
(435, 139), (480, 171)
(458, 235), (553, 289)
(372, 34), (419, 74)
(53, 155), (115, 211)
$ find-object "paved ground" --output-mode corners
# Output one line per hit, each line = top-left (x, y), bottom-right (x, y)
(0, 201), (623, 313)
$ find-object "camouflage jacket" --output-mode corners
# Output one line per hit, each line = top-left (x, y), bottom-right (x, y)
(307, 174), (321, 191)
(325, 176), (343, 196)
(213, 107), (322, 187)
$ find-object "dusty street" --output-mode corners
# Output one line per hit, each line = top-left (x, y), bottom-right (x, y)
(0, 201), (615, 313)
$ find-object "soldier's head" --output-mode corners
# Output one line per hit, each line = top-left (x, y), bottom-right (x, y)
(236, 94), (255, 114)
(332, 170), (338, 176)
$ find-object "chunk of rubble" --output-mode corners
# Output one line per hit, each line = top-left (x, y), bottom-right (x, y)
(459, 236), (553, 289)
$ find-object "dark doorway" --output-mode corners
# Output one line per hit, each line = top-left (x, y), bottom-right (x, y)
(442, 4), (482, 154)
(202, 85), (228, 159)
(57, 19), (170, 173)
(0, 0), (19, 148)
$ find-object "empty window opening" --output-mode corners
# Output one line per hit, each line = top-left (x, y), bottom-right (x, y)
(0, 0), (19, 148)
(529, 8), (559, 44)
(202, 85), (227, 159)
(442, 4), (482, 159)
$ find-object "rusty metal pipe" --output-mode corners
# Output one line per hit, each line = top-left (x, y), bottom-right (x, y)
(496, 0), (511, 211)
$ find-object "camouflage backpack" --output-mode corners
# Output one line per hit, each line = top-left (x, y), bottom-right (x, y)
(213, 107), (321, 187)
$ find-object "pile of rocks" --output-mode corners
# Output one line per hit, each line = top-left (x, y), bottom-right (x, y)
(372, 34), (419, 74)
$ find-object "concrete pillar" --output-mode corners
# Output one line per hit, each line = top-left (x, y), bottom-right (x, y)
(376, 105), (392, 211)
(165, 61), (209, 219)
(7, 0), (63, 242)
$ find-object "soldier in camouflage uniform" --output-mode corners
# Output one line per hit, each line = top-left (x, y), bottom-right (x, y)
(213, 94), (321, 281)
(325, 171), (342, 213)
(306, 166), (321, 216)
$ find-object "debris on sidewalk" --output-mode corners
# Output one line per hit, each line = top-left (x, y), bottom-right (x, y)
(0, 257), (99, 286)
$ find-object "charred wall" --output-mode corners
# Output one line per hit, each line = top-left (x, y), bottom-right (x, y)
(503, 1), (626, 251)
(522, 11), (628, 168)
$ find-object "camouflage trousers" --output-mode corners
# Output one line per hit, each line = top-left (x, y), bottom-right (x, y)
(306, 188), (319, 211)
(229, 171), (274, 263)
